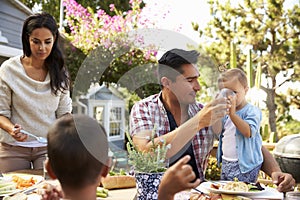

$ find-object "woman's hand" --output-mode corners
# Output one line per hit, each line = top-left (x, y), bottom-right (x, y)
(11, 124), (28, 142)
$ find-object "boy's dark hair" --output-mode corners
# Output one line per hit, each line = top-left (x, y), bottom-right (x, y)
(158, 49), (199, 82)
(22, 12), (69, 95)
(47, 114), (108, 189)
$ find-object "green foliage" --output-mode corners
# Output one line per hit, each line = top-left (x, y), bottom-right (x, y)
(59, 36), (86, 93)
(195, 47), (220, 101)
(126, 128), (170, 173)
(99, 49), (160, 99)
(277, 119), (300, 139)
(205, 156), (221, 180)
(246, 49), (253, 88)
(20, 0), (61, 21)
(230, 41), (237, 68)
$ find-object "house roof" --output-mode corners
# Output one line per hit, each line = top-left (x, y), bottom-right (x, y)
(84, 84), (124, 101)
(0, 0), (32, 58)
(8, 0), (33, 15)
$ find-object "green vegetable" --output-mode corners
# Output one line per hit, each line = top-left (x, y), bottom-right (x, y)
(108, 171), (116, 176)
(0, 183), (17, 194)
(96, 187), (109, 198)
(247, 182), (265, 191)
(0, 181), (16, 188)
(119, 168), (126, 175)
(109, 168), (127, 176)
(97, 192), (107, 198)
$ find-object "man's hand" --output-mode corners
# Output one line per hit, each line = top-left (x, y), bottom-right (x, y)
(271, 172), (296, 192)
(197, 97), (230, 129)
(158, 155), (200, 200)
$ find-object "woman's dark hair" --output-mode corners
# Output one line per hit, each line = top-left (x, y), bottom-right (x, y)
(158, 49), (199, 82)
(22, 12), (69, 95)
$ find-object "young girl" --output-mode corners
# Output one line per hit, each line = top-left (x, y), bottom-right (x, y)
(213, 68), (263, 182)
(0, 12), (72, 172)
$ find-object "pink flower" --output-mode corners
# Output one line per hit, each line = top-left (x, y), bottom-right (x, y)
(109, 4), (115, 12)
(63, 0), (166, 56)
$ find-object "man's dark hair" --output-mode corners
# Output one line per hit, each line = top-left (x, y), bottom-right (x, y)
(158, 49), (199, 82)
(47, 114), (108, 189)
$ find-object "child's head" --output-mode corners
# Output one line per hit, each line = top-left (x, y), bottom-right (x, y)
(218, 68), (249, 108)
(218, 68), (248, 89)
(46, 114), (109, 190)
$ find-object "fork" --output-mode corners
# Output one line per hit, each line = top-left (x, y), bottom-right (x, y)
(191, 187), (210, 198)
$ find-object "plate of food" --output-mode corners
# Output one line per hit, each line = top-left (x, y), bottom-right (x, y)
(0, 174), (43, 197)
(198, 180), (266, 196)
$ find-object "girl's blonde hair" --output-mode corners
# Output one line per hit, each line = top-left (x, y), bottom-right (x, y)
(218, 68), (248, 88)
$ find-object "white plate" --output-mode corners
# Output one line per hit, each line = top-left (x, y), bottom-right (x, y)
(198, 181), (266, 196)
(0, 173), (44, 197)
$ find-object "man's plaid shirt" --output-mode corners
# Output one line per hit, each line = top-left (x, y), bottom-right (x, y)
(129, 92), (214, 181)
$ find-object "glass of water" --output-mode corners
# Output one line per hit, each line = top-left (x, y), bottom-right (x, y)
(219, 88), (235, 98)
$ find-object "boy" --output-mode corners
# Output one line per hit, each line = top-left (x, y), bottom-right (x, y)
(44, 114), (110, 200)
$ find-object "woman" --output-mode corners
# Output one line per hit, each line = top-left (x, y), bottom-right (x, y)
(0, 12), (72, 172)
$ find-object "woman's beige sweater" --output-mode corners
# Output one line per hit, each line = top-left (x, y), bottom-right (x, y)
(0, 56), (72, 145)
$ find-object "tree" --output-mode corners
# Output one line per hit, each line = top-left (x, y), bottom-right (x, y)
(63, 0), (160, 98)
(193, 0), (300, 141)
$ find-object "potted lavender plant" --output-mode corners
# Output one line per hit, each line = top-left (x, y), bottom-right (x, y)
(126, 127), (171, 200)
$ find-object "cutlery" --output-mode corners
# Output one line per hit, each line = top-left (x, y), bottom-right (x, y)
(7, 181), (44, 198)
(191, 187), (210, 198)
(20, 130), (47, 144)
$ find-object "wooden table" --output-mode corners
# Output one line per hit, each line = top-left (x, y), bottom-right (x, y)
(4, 170), (285, 200)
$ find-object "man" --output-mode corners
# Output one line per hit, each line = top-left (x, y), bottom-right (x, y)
(130, 48), (295, 192)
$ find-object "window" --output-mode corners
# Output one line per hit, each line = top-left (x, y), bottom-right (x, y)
(94, 106), (105, 126)
(92, 104), (124, 140)
(109, 107), (122, 137)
